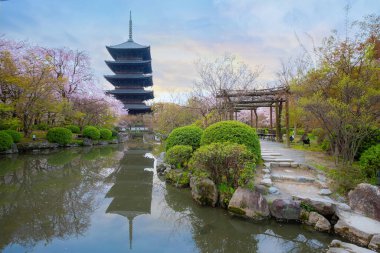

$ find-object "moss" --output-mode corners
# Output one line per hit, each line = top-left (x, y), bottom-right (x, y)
(228, 206), (246, 215)
(300, 202), (316, 213)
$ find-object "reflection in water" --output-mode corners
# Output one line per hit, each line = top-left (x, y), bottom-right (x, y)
(0, 145), (123, 251)
(105, 149), (154, 249)
(0, 141), (338, 253)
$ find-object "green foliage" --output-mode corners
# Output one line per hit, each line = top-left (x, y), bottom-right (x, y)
(355, 128), (380, 159)
(165, 169), (190, 188)
(0, 131), (14, 151)
(111, 129), (118, 137)
(165, 125), (203, 151)
(46, 127), (72, 145)
(300, 202), (316, 212)
(99, 128), (112, 140)
(311, 128), (325, 144)
(2, 130), (22, 143)
(65, 125), (80, 134)
(321, 138), (331, 151)
(164, 145), (193, 168)
(33, 123), (50, 131)
(359, 144), (380, 183)
(189, 142), (255, 189)
(200, 120), (261, 162)
(83, 126), (100, 140)
(218, 183), (235, 207)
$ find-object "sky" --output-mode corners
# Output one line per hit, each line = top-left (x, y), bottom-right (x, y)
(1, 0), (379, 102)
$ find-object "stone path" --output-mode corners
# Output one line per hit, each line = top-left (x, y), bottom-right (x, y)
(259, 140), (332, 200)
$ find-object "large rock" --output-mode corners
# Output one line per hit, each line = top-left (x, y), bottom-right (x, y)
(308, 211), (331, 232)
(348, 183), (380, 221)
(190, 177), (218, 207)
(327, 240), (377, 253)
(334, 209), (380, 247)
(369, 234), (380, 252)
(269, 199), (300, 221)
(17, 141), (59, 151)
(294, 196), (336, 217)
(228, 187), (270, 220)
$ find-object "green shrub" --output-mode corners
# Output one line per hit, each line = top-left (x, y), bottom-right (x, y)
(2, 130), (22, 143)
(46, 127), (72, 145)
(189, 142), (255, 189)
(311, 128), (326, 144)
(99, 128), (112, 140)
(356, 128), (380, 160)
(83, 126), (100, 140)
(33, 123), (49, 131)
(0, 131), (13, 151)
(111, 129), (118, 137)
(165, 145), (193, 168)
(201, 120), (261, 162)
(165, 125), (203, 151)
(321, 138), (331, 151)
(65, 125), (80, 134)
(360, 144), (380, 183)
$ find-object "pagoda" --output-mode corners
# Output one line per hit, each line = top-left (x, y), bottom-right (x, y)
(105, 12), (154, 114)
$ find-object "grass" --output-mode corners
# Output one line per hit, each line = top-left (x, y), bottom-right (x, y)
(19, 130), (47, 143)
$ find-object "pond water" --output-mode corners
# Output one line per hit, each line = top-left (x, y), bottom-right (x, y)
(0, 141), (338, 253)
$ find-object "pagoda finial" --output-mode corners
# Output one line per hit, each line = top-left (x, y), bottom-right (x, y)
(128, 10), (133, 42)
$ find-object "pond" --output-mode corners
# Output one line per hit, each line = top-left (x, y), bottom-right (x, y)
(0, 141), (338, 253)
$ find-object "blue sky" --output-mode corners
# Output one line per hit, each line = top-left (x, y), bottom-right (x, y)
(1, 0), (379, 101)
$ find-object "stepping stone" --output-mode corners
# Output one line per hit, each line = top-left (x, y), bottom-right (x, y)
(290, 163), (299, 168)
(263, 174), (271, 179)
(263, 168), (270, 173)
(319, 189), (332, 196)
(263, 158), (294, 162)
(268, 186), (280, 195)
(261, 178), (273, 186)
(271, 174), (315, 183)
(261, 153), (282, 156)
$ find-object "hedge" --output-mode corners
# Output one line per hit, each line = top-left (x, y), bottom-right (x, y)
(201, 120), (261, 162)
(83, 126), (100, 140)
(165, 125), (203, 151)
(46, 127), (72, 145)
(100, 128), (112, 140)
(65, 125), (81, 134)
(0, 131), (14, 151)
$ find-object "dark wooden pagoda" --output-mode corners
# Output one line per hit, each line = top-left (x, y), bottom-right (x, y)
(105, 12), (154, 114)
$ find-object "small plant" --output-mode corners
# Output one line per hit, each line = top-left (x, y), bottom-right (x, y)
(165, 145), (193, 168)
(359, 144), (380, 184)
(165, 125), (203, 151)
(99, 128), (112, 140)
(83, 126), (100, 140)
(46, 127), (72, 145)
(0, 131), (14, 151)
(2, 130), (22, 143)
(300, 202), (316, 212)
(65, 125), (80, 134)
(189, 142), (255, 189)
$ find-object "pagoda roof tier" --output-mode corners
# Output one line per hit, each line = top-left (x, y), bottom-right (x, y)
(106, 45), (151, 61)
(107, 89), (154, 100)
(105, 74), (153, 87)
(107, 41), (149, 50)
(124, 104), (151, 110)
(105, 60), (152, 74)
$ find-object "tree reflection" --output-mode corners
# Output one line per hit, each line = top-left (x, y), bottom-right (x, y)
(0, 145), (123, 250)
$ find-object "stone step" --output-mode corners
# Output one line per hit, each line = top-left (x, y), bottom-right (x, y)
(269, 162), (299, 168)
(261, 153), (282, 156)
(263, 158), (294, 163)
(271, 174), (315, 183)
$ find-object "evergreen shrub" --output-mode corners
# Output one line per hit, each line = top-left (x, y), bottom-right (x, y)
(189, 142), (255, 189)
(201, 120), (261, 162)
(83, 126), (100, 140)
(359, 144), (380, 183)
(46, 127), (72, 145)
(2, 130), (22, 143)
(165, 145), (193, 168)
(65, 125), (80, 134)
(0, 131), (13, 151)
(100, 128), (112, 140)
(165, 125), (203, 151)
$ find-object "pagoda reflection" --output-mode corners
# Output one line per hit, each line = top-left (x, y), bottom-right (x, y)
(105, 149), (154, 249)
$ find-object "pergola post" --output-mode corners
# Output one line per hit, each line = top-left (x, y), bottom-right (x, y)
(253, 108), (258, 129)
(269, 106), (273, 129)
(285, 96), (290, 148)
(275, 103), (280, 142)
(250, 110), (253, 127)
(235, 111), (238, 120)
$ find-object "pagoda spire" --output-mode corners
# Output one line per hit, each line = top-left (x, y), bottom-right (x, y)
(128, 10), (133, 42)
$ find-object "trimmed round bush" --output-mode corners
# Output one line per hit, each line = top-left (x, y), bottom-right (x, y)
(100, 128), (112, 140)
(83, 126), (100, 140)
(359, 144), (380, 182)
(201, 120), (261, 161)
(65, 125), (80, 134)
(2, 130), (22, 143)
(0, 131), (14, 151)
(189, 142), (255, 189)
(165, 125), (203, 151)
(165, 145), (193, 168)
(46, 127), (72, 145)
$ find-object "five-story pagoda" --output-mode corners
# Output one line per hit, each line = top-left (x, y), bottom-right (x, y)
(105, 12), (153, 114)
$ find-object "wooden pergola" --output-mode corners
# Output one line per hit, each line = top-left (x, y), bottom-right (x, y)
(216, 86), (291, 147)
